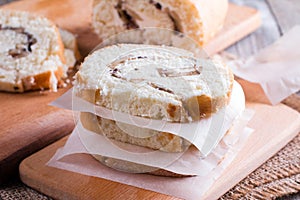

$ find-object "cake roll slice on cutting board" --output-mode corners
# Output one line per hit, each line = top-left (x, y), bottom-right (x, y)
(92, 0), (228, 45)
(0, 9), (67, 92)
(75, 44), (234, 152)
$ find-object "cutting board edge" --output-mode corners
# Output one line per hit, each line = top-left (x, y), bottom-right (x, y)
(204, 119), (300, 200)
(202, 103), (300, 199)
(19, 136), (175, 200)
(206, 4), (262, 55)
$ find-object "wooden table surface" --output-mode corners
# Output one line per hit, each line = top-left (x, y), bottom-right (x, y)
(0, 0), (299, 199)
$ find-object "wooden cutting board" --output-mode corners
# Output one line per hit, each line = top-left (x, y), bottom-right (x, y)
(0, 88), (75, 183)
(0, 0), (260, 183)
(19, 102), (300, 200)
(2, 0), (261, 56)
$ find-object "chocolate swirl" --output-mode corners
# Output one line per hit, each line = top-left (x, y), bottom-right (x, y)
(0, 24), (37, 58)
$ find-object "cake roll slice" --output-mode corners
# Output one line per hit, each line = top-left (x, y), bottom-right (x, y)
(75, 44), (233, 122)
(75, 44), (233, 152)
(0, 10), (66, 92)
(92, 0), (228, 45)
(80, 112), (191, 152)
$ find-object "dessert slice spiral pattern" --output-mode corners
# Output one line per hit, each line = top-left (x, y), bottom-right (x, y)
(75, 44), (234, 153)
(0, 10), (66, 92)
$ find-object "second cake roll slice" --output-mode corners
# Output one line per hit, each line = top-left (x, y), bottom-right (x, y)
(0, 9), (66, 92)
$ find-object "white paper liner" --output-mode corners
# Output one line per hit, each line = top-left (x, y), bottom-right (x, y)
(50, 81), (245, 156)
(81, 108), (254, 175)
(47, 112), (253, 199)
(230, 26), (300, 105)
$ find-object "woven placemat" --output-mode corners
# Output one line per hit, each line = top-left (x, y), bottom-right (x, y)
(0, 180), (51, 200)
(220, 133), (300, 200)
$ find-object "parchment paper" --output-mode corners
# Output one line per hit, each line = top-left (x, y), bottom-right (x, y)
(230, 25), (300, 105)
(47, 113), (253, 199)
(51, 81), (245, 156)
